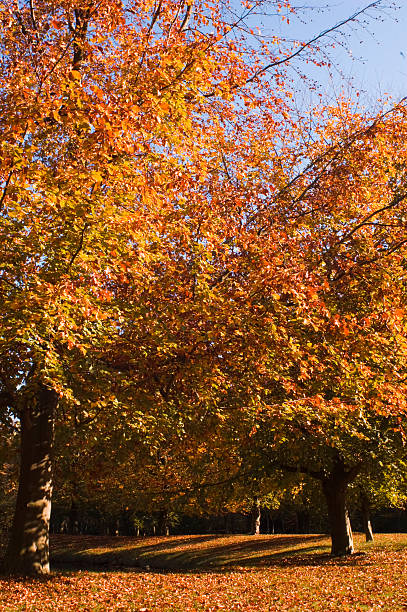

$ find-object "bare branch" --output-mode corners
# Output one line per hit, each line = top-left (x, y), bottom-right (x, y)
(243, 2), (388, 87)
(203, 1), (390, 98)
(134, 1), (163, 83)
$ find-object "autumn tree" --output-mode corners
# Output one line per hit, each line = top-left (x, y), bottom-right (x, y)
(1, 0), (280, 574)
(224, 101), (407, 555)
(0, 0), (401, 574)
(0, 0), (286, 575)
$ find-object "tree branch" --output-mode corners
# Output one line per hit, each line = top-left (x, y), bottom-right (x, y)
(240, 1), (387, 88)
(179, 2), (193, 32)
(67, 223), (89, 271)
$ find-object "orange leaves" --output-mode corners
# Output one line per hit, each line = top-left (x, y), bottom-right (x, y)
(68, 70), (81, 83)
(2, 1), (407, 572)
(1, 534), (407, 610)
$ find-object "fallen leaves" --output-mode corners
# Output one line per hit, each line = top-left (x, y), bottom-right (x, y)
(1, 534), (406, 611)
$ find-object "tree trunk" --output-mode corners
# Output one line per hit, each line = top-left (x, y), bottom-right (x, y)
(322, 458), (356, 556)
(269, 512), (275, 534)
(158, 510), (170, 536)
(250, 497), (261, 535)
(1, 384), (57, 575)
(68, 497), (80, 535)
(361, 492), (374, 542)
(296, 510), (310, 534)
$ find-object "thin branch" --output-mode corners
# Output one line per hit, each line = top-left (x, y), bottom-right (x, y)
(332, 238), (407, 282)
(336, 192), (407, 246)
(134, 466), (248, 498)
(275, 461), (325, 481)
(67, 223), (89, 271)
(250, 96), (407, 232)
(241, 1), (386, 87)
(159, 57), (197, 93)
(220, 151), (234, 184)
(73, 7), (91, 68)
(166, 0), (183, 40)
(203, 1), (389, 98)
(0, 276), (17, 289)
(134, 0), (162, 82)
(0, 171), (15, 212)
(29, 0), (38, 31)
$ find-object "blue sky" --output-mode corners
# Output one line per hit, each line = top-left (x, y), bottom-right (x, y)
(289, 1), (407, 101)
(239, 1), (407, 105)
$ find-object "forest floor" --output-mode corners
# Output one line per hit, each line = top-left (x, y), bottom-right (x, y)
(0, 533), (406, 611)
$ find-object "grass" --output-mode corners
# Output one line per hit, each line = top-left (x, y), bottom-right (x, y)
(50, 532), (333, 569)
(0, 533), (406, 611)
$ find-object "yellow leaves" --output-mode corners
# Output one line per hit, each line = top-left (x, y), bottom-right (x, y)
(1, 0), (406, 507)
(2, 535), (407, 608)
(91, 171), (104, 185)
(69, 70), (82, 82)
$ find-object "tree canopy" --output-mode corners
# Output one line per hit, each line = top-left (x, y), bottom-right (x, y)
(0, 0), (406, 574)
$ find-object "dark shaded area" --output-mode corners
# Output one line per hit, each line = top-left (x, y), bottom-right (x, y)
(50, 533), (331, 570)
(48, 532), (406, 576)
(50, 502), (407, 539)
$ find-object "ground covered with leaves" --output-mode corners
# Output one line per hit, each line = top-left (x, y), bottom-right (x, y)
(1, 534), (406, 611)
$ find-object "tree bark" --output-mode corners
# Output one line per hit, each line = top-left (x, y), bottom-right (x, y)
(296, 510), (310, 534)
(268, 512), (275, 534)
(68, 497), (80, 535)
(224, 513), (232, 534)
(158, 510), (170, 536)
(360, 492), (374, 542)
(250, 497), (261, 535)
(322, 458), (356, 556)
(1, 383), (58, 575)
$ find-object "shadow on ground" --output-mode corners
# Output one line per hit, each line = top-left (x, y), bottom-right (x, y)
(51, 534), (336, 571)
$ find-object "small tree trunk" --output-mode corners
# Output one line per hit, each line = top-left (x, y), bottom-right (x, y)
(68, 497), (80, 535)
(322, 459), (355, 556)
(157, 510), (169, 536)
(296, 510), (310, 534)
(1, 384), (57, 575)
(250, 497), (261, 535)
(361, 492), (374, 542)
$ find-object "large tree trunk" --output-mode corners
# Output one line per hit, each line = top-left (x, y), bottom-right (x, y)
(1, 384), (58, 575)
(322, 458), (356, 556)
(250, 497), (261, 535)
(360, 491), (374, 542)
